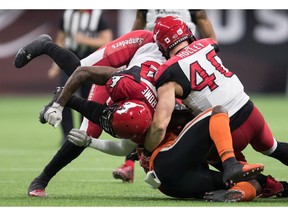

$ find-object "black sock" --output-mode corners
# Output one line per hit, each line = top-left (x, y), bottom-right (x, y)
(67, 95), (106, 125)
(44, 42), (80, 76)
(270, 141), (288, 165)
(42, 140), (85, 180)
(125, 148), (138, 161)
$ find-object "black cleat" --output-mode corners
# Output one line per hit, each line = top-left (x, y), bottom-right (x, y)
(28, 177), (48, 197)
(223, 161), (264, 186)
(14, 34), (52, 68)
(39, 86), (63, 124)
(204, 189), (244, 202)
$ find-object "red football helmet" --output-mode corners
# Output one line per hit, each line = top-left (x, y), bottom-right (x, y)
(153, 16), (195, 58)
(111, 100), (152, 139)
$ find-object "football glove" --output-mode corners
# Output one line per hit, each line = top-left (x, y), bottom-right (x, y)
(67, 128), (92, 147)
(44, 102), (63, 128)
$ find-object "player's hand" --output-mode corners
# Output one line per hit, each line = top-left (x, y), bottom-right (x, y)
(139, 148), (152, 173)
(44, 102), (64, 128)
(67, 128), (92, 148)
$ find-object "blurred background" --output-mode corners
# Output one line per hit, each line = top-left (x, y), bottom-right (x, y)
(0, 9), (288, 95)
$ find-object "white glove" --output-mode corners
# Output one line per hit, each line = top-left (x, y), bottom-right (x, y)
(44, 102), (64, 128)
(67, 128), (92, 147)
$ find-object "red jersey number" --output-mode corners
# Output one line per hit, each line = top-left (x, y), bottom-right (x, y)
(190, 50), (233, 91)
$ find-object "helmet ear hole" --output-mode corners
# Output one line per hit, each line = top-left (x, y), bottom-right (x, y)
(111, 100), (152, 139)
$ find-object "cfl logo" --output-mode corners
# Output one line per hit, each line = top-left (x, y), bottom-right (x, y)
(164, 37), (170, 44)
(109, 75), (124, 88)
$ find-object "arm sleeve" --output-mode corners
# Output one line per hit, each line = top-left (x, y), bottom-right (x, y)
(89, 138), (137, 156)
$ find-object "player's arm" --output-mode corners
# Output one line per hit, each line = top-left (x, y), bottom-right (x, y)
(131, 10), (146, 30)
(144, 82), (177, 152)
(89, 138), (137, 156)
(67, 128), (137, 156)
(195, 10), (217, 41)
(56, 65), (118, 107)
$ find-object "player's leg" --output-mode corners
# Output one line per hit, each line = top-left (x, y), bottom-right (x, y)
(150, 111), (224, 198)
(28, 85), (108, 197)
(207, 148), (285, 198)
(112, 150), (137, 183)
(232, 104), (288, 165)
(209, 105), (264, 185)
(14, 34), (80, 77)
(204, 179), (261, 202)
(28, 140), (86, 197)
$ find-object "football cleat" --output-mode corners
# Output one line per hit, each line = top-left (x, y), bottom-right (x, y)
(28, 177), (48, 197)
(29, 189), (48, 197)
(14, 34), (52, 68)
(223, 161), (264, 186)
(112, 163), (134, 183)
(39, 86), (63, 124)
(204, 189), (244, 202)
(259, 175), (284, 198)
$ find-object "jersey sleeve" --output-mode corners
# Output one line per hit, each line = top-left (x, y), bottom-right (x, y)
(155, 62), (191, 99)
(81, 30), (154, 68)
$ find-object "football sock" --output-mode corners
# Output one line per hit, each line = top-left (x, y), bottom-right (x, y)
(125, 148), (139, 161)
(67, 95), (106, 125)
(209, 113), (235, 163)
(44, 42), (80, 76)
(42, 140), (85, 179)
(230, 180), (259, 201)
(270, 141), (288, 165)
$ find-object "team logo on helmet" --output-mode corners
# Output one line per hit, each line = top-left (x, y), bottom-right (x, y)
(111, 100), (152, 139)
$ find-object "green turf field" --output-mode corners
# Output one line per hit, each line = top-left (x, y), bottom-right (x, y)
(0, 94), (288, 211)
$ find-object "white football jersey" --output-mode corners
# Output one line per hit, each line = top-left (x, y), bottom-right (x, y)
(155, 38), (249, 117)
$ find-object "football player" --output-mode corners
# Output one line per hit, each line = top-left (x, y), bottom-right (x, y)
(148, 16), (288, 200)
(113, 9), (217, 183)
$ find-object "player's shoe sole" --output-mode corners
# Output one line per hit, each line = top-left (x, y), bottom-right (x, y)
(224, 163), (264, 186)
(112, 165), (134, 183)
(113, 171), (133, 183)
(39, 86), (63, 124)
(204, 189), (244, 202)
(14, 34), (52, 68)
